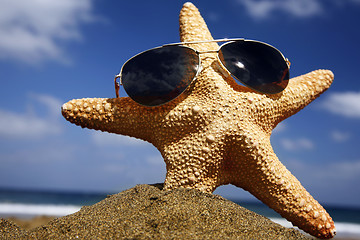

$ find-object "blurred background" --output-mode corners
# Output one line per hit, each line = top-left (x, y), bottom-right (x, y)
(0, 0), (359, 238)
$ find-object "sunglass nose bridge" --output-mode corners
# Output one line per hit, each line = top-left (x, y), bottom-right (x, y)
(196, 49), (219, 54)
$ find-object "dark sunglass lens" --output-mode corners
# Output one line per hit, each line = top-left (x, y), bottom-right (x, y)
(121, 45), (199, 106)
(219, 41), (289, 94)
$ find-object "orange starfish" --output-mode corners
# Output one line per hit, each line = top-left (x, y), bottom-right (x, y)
(61, 2), (336, 238)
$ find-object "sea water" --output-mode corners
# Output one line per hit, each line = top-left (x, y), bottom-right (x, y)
(0, 188), (359, 239)
(236, 201), (360, 239)
(0, 188), (105, 218)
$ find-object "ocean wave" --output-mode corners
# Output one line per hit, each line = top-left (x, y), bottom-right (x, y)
(271, 217), (360, 239)
(0, 203), (81, 217)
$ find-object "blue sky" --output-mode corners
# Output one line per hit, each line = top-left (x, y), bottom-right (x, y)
(0, 0), (360, 208)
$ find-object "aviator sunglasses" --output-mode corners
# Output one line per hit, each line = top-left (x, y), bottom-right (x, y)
(114, 38), (290, 107)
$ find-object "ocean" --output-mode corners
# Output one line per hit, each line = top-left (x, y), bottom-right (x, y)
(0, 188), (359, 239)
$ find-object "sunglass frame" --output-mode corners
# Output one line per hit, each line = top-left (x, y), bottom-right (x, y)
(114, 38), (290, 103)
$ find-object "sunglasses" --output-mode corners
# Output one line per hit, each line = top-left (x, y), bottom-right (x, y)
(114, 38), (290, 107)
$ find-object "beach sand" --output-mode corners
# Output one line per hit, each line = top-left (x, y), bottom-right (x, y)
(5, 216), (56, 231)
(1, 184), (312, 239)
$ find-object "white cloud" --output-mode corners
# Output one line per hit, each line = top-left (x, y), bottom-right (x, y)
(237, 0), (360, 20)
(237, 0), (323, 19)
(207, 12), (220, 22)
(0, 0), (97, 64)
(320, 91), (360, 118)
(330, 130), (350, 142)
(287, 158), (360, 189)
(284, 158), (360, 206)
(0, 93), (62, 139)
(29, 92), (63, 118)
(102, 163), (126, 173)
(145, 155), (164, 166)
(280, 137), (314, 151)
(272, 122), (287, 134)
(332, 0), (360, 6)
(0, 141), (78, 164)
(324, 160), (360, 181)
(91, 131), (148, 147)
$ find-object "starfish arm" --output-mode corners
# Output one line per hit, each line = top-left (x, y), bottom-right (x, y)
(61, 97), (162, 142)
(227, 136), (336, 239)
(179, 3), (218, 52)
(269, 69), (334, 125)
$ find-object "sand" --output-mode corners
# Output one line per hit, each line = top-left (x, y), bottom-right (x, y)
(5, 216), (56, 231)
(1, 184), (311, 239)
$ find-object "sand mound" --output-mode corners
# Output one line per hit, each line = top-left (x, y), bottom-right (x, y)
(1, 184), (310, 239)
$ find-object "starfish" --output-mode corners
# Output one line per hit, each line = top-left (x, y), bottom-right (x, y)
(61, 2), (336, 239)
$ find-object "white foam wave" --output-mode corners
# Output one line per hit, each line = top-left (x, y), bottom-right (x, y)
(0, 203), (81, 217)
(271, 217), (360, 238)
(334, 222), (360, 238)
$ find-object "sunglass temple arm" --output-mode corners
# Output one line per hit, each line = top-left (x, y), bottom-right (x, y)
(114, 74), (121, 98)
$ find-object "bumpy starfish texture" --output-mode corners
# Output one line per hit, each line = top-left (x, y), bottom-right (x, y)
(62, 2), (336, 239)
